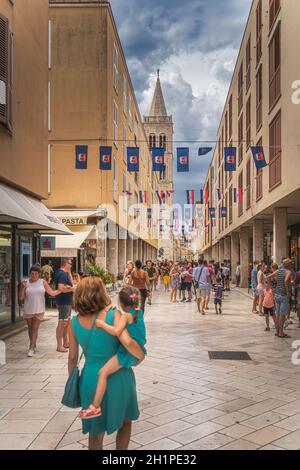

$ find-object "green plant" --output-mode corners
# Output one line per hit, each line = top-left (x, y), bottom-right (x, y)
(84, 263), (116, 286)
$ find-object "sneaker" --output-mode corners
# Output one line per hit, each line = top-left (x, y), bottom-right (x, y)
(185, 299), (192, 303)
(181, 298), (186, 302)
(265, 327), (271, 332)
(27, 349), (34, 358)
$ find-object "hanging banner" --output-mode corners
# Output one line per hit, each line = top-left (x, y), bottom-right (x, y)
(147, 208), (152, 228)
(200, 189), (204, 205)
(251, 146), (268, 170)
(224, 147), (237, 172)
(99, 146), (112, 171)
(184, 206), (193, 223)
(127, 147), (139, 172)
(220, 207), (227, 218)
(139, 191), (147, 204)
(186, 190), (195, 205)
(198, 147), (213, 156)
(152, 148), (165, 172)
(205, 188), (209, 204)
(156, 190), (166, 205)
(177, 148), (189, 172)
(75, 145), (88, 170)
(209, 208), (216, 219)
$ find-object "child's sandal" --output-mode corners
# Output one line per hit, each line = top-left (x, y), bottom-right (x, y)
(79, 405), (101, 420)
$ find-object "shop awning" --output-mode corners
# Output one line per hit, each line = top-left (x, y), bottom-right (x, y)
(54, 226), (96, 249)
(0, 183), (72, 234)
(41, 226), (96, 258)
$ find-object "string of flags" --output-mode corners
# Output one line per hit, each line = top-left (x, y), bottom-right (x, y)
(76, 144), (268, 175)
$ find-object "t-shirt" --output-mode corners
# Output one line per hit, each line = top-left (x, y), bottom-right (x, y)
(251, 268), (258, 289)
(145, 267), (156, 280)
(215, 285), (223, 300)
(182, 268), (193, 284)
(55, 269), (73, 306)
(263, 289), (275, 308)
(195, 266), (210, 287)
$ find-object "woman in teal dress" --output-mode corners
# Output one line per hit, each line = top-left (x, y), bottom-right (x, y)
(68, 276), (145, 451)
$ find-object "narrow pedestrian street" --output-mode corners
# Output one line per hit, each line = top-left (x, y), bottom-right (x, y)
(1, 288), (300, 450)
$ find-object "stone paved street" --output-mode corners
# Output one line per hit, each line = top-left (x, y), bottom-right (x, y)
(1, 288), (300, 450)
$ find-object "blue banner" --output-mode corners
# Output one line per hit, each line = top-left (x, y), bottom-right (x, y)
(75, 145), (88, 169)
(251, 146), (268, 170)
(152, 148), (165, 172)
(220, 207), (227, 218)
(99, 146), (112, 171)
(177, 148), (189, 172)
(209, 208), (216, 219)
(224, 147), (237, 172)
(127, 147), (139, 172)
(198, 147), (213, 156)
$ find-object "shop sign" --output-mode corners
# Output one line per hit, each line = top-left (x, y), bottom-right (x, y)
(41, 236), (56, 251)
(60, 217), (87, 226)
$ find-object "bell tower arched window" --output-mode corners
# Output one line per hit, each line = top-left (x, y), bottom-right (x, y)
(149, 134), (156, 151)
(159, 134), (166, 150)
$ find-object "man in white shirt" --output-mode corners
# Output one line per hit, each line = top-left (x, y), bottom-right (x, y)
(194, 260), (212, 315)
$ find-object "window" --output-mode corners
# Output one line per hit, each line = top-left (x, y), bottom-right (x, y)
(48, 81), (51, 132)
(269, 111), (281, 189)
(238, 62), (243, 115)
(256, 138), (263, 201)
(246, 160), (251, 210)
(113, 100), (118, 146)
(134, 117), (138, 146)
(269, 0), (280, 31)
(238, 114), (243, 164)
(159, 134), (166, 150)
(128, 94), (132, 129)
(229, 186), (233, 225)
(0, 14), (12, 130)
(229, 95), (233, 139)
(113, 157), (118, 202)
(48, 20), (52, 70)
(123, 77), (127, 114)
(256, 0), (262, 65)
(246, 96), (251, 150)
(238, 172), (243, 217)
(149, 134), (156, 151)
(246, 36), (251, 91)
(123, 125), (126, 163)
(256, 66), (262, 132)
(269, 24), (281, 110)
(113, 43), (119, 92)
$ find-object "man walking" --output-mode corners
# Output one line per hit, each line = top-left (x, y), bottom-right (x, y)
(267, 258), (292, 338)
(195, 260), (211, 315)
(54, 259), (75, 353)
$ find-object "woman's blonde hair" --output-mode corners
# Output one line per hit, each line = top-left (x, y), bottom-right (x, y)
(74, 276), (111, 316)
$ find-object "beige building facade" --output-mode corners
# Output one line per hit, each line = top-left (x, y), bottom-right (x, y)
(0, 0), (70, 329)
(47, 0), (159, 276)
(200, 0), (300, 287)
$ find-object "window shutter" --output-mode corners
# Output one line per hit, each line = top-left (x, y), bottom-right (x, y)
(0, 14), (9, 125)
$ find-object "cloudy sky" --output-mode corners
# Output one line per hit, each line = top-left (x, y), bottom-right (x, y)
(110, 0), (252, 205)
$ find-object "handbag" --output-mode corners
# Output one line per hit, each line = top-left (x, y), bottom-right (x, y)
(61, 315), (97, 409)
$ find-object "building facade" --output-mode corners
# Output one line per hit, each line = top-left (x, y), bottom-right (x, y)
(46, 0), (159, 276)
(200, 0), (300, 287)
(0, 0), (70, 329)
(143, 72), (175, 261)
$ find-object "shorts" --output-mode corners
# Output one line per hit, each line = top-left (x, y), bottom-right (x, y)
(196, 286), (209, 299)
(163, 276), (170, 285)
(214, 299), (222, 306)
(181, 282), (192, 292)
(275, 294), (289, 316)
(149, 280), (155, 291)
(57, 305), (72, 321)
(263, 307), (274, 316)
(23, 313), (45, 321)
(256, 288), (264, 298)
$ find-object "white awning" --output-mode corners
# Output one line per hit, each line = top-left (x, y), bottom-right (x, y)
(54, 226), (96, 249)
(0, 183), (72, 234)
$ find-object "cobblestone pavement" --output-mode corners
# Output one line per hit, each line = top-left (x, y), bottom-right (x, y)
(1, 288), (300, 450)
